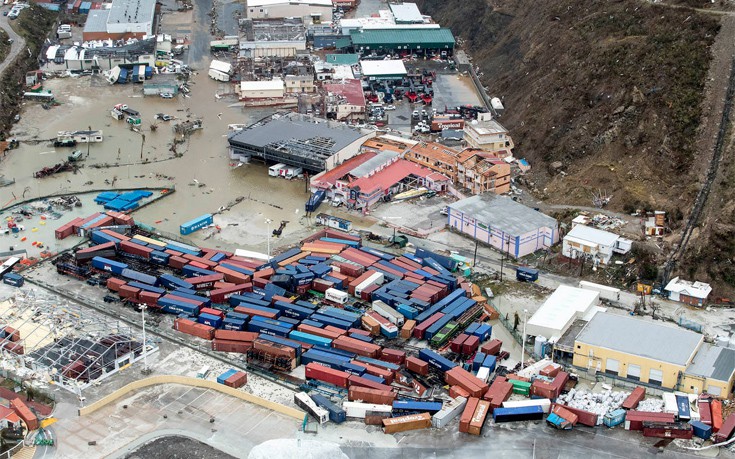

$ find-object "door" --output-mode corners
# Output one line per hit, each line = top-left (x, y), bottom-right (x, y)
(605, 358), (619, 376)
(627, 364), (641, 381)
(649, 368), (664, 386)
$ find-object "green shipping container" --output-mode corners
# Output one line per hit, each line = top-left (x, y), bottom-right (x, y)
(509, 379), (531, 396)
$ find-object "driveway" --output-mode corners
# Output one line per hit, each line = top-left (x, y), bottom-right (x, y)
(0, 11), (26, 77)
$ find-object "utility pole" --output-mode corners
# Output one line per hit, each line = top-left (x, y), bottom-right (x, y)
(265, 219), (272, 261)
(521, 308), (528, 370)
(86, 125), (91, 158)
(473, 239), (479, 267)
(141, 304), (149, 373)
(140, 133), (146, 160)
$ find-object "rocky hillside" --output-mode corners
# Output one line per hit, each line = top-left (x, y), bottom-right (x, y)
(418, 0), (719, 216)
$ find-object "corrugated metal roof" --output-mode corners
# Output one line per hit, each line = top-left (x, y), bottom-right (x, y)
(389, 3), (423, 23)
(83, 9), (110, 33)
(349, 28), (455, 46)
(449, 194), (557, 237)
(686, 343), (735, 382)
(565, 224), (620, 246)
(326, 53), (359, 65)
(576, 312), (703, 366)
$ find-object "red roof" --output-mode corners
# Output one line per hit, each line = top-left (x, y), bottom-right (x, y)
(311, 152), (377, 189)
(0, 405), (20, 424)
(323, 79), (365, 106)
(350, 159), (449, 195)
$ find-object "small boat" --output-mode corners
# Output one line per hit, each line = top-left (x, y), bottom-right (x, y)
(392, 187), (430, 202)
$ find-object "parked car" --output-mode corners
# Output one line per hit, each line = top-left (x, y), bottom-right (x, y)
(160, 92), (174, 99)
(156, 113), (173, 121)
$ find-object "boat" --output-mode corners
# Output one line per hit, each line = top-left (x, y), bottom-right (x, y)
(392, 187), (430, 202)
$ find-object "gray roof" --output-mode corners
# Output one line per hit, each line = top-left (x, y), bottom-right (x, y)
(449, 194), (558, 237)
(576, 312), (703, 366)
(389, 3), (423, 23)
(83, 9), (110, 34)
(108, 0), (156, 26)
(228, 113), (366, 154)
(350, 150), (398, 177)
(686, 344), (735, 382)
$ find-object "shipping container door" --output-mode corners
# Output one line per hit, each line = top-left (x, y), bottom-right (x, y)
(605, 358), (619, 376)
(649, 369), (663, 386)
(627, 364), (641, 381)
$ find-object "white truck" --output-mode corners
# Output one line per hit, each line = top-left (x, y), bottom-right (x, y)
(268, 163), (286, 177)
(280, 166), (303, 179)
(372, 300), (404, 327)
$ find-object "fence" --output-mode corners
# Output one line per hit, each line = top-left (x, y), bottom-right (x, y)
(78, 375), (305, 419)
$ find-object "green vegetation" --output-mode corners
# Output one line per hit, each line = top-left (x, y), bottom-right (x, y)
(0, 29), (9, 65)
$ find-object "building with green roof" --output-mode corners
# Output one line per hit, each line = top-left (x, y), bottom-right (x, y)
(348, 28), (455, 56)
(325, 53), (360, 65)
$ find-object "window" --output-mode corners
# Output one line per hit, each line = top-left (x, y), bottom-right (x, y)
(649, 368), (663, 386)
(605, 358), (619, 376)
(627, 364), (641, 381)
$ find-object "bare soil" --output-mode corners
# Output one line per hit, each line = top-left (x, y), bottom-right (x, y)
(124, 436), (236, 459)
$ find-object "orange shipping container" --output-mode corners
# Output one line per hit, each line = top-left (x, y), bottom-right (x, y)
(400, 320), (416, 339)
(468, 400), (490, 435)
(10, 399), (38, 431)
(459, 397), (481, 433)
(382, 412), (432, 434)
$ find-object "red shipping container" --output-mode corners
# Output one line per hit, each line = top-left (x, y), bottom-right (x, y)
(224, 371), (248, 388)
(396, 256), (422, 270)
(188, 273), (225, 290)
(360, 283), (379, 301)
(305, 362), (350, 388)
(380, 348), (405, 365)
(254, 339), (295, 359)
(413, 313), (444, 339)
(271, 295), (293, 305)
(347, 374), (393, 392)
(459, 397), (481, 433)
(253, 267), (274, 278)
(165, 249), (184, 257)
(461, 336), (480, 355)
(712, 399), (723, 432)
(624, 411), (676, 431)
(120, 240), (153, 258)
(352, 360), (394, 384)
(183, 253), (218, 268)
(214, 330), (258, 342)
(252, 277), (269, 289)
(530, 380), (557, 400)
(118, 285), (141, 300)
(445, 367), (488, 398)
(349, 386), (396, 405)
(450, 334), (469, 353)
(139, 291), (161, 306)
(106, 277), (126, 292)
(2, 342), (23, 355)
(169, 256), (188, 270)
(699, 399), (712, 426)
(3, 327), (19, 342)
(55, 217), (84, 239)
(210, 284), (252, 303)
(483, 377), (512, 406)
(553, 404), (598, 427)
(480, 339), (502, 356)
(212, 339), (253, 353)
(622, 386), (645, 410)
(539, 364), (561, 378)
(168, 294), (205, 307)
(550, 371), (569, 396)
(468, 400), (490, 435)
(450, 385), (471, 399)
(348, 270), (379, 295)
(188, 261), (209, 270)
(714, 413), (735, 442)
(174, 318), (214, 340)
(551, 404), (578, 425)
(213, 282), (234, 289)
(10, 399), (38, 431)
(406, 356), (428, 376)
(324, 325), (346, 336)
(642, 422), (693, 439)
(88, 215), (114, 229)
(333, 337), (380, 358)
(78, 241), (116, 254)
(214, 265), (251, 284)
(200, 307), (225, 318)
(312, 278), (333, 293)
(349, 327), (370, 337)
(297, 324), (342, 340)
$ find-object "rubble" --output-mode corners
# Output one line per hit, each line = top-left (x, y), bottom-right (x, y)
(556, 388), (630, 417)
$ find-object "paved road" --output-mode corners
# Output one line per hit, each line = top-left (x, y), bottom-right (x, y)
(0, 12), (25, 78)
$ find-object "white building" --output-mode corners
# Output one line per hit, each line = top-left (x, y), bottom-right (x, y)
(526, 285), (602, 341)
(239, 79), (285, 100)
(246, 0), (333, 22)
(360, 59), (407, 80)
(562, 224), (632, 265)
(664, 277), (712, 307)
(83, 0), (156, 40)
(463, 113), (514, 157)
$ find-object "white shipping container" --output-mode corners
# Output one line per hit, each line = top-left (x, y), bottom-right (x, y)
(502, 398), (552, 414)
(355, 272), (384, 296)
(294, 392), (329, 424)
(372, 300), (405, 327)
(268, 163), (286, 176)
(208, 68), (231, 82)
(342, 401), (392, 419)
(432, 396), (467, 428)
(476, 367), (490, 383)
(325, 288), (348, 305)
(578, 280), (620, 302)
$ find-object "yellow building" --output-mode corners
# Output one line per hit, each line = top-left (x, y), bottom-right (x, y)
(573, 312), (706, 392)
(681, 344), (735, 398)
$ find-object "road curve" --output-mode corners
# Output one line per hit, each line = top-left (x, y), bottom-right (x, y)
(0, 13), (26, 79)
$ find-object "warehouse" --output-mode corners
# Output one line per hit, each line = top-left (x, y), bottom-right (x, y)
(447, 194), (559, 258)
(227, 113), (374, 172)
(681, 344), (735, 398)
(239, 79), (285, 101)
(348, 29), (455, 57)
(526, 285), (601, 341)
(238, 18), (306, 58)
(83, 0), (157, 40)
(389, 3), (424, 24)
(573, 312), (704, 391)
(360, 60), (408, 81)
(245, 0), (332, 23)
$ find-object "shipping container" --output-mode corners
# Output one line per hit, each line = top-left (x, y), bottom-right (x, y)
(180, 214), (214, 235)
(622, 386), (646, 410)
(349, 386), (396, 405)
(459, 397), (481, 433)
(343, 401), (392, 419)
(310, 393), (346, 423)
(91, 256), (128, 275)
(392, 400), (443, 415)
(642, 421), (693, 439)
(432, 396), (467, 429)
(624, 411), (676, 431)
(2, 273), (24, 287)
(552, 404), (598, 427)
(383, 412), (432, 434)
(372, 300), (405, 327)
(305, 362), (350, 388)
(418, 348), (457, 373)
(406, 356), (429, 376)
(603, 408), (626, 428)
(690, 420), (712, 440)
(714, 413), (735, 443)
(468, 400), (491, 435)
(294, 392), (329, 424)
(492, 405), (544, 423)
(211, 339), (253, 353)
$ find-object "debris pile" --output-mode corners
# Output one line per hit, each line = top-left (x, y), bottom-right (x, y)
(635, 398), (665, 412)
(556, 388), (630, 417)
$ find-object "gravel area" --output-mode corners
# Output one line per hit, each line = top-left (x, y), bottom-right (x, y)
(124, 436), (235, 459)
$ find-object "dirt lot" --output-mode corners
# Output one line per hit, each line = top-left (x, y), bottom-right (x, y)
(124, 436), (236, 459)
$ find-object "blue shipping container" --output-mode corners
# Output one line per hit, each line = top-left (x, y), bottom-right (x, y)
(180, 214), (214, 235)
(217, 369), (237, 384)
(159, 274), (194, 290)
(198, 313), (223, 328)
(472, 352), (486, 372)
(310, 393), (346, 423)
(418, 348), (457, 373)
(392, 400), (443, 415)
(288, 330), (332, 348)
(92, 257), (128, 275)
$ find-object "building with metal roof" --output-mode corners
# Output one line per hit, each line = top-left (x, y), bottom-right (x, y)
(325, 54), (360, 66)
(389, 3), (424, 24)
(526, 285), (601, 341)
(683, 344), (735, 397)
(563, 224), (632, 265)
(83, 0), (156, 40)
(349, 28), (455, 56)
(448, 194), (559, 258)
(246, 0), (333, 22)
(573, 312), (704, 390)
(664, 277), (712, 306)
(227, 112), (374, 172)
(360, 59), (407, 80)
